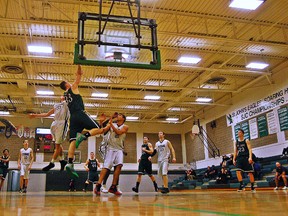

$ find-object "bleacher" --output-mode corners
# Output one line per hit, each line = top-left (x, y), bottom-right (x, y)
(169, 155), (288, 190)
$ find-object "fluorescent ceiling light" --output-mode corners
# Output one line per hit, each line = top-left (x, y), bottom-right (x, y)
(168, 107), (181, 111)
(166, 117), (179, 121)
(28, 45), (53, 54)
(144, 95), (160, 100)
(229, 0), (264, 10)
(178, 56), (201, 64)
(91, 93), (108, 98)
(0, 111), (10, 115)
(90, 115), (97, 118)
(246, 62), (269, 69)
(36, 90), (54, 95)
(126, 116), (139, 120)
(196, 97), (212, 102)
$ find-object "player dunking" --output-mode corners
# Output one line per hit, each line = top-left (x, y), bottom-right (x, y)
(233, 129), (256, 193)
(132, 136), (158, 193)
(29, 96), (69, 171)
(60, 65), (104, 178)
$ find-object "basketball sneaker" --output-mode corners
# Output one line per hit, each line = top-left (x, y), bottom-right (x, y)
(19, 189), (23, 193)
(283, 186), (287, 190)
(66, 163), (79, 178)
(42, 162), (55, 171)
(132, 187), (139, 193)
(160, 187), (170, 194)
(23, 188), (27, 193)
(251, 186), (256, 193)
(237, 184), (245, 192)
(75, 133), (87, 148)
(94, 184), (101, 196)
(117, 185), (122, 194)
(108, 185), (122, 195)
(101, 185), (108, 193)
(60, 160), (67, 171)
(274, 187), (279, 190)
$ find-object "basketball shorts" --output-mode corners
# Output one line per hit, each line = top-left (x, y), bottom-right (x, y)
(0, 167), (8, 179)
(236, 156), (254, 173)
(88, 171), (99, 183)
(138, 159), (153, 175)
(20, 164), (31, 179)
(50, 120), (69, 144)
(69, 111), (100, 141)
(103, 149), (123, 170)
(158, 160), (169, 176)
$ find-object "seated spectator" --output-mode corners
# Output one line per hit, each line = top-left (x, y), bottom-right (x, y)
(274, 162), (287, 190)
(281, 147), (288, 158)
(204, 165), (218, 180)
(210, 165), (218, 179)
(216, 167), (231, 184)
(204, 166), (211, 179)
(185, 168), (197, 180)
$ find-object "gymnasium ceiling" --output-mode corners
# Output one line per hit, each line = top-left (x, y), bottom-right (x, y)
(0, 0), (288, 124)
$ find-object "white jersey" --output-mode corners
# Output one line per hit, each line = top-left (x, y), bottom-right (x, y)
(108, 123), (126, 150)
(53, 101), (70, 122)
(20, 148), (33, 165)
(155, 139), (170, 162)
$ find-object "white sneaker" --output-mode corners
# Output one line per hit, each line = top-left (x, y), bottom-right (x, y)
(274, 187), (279, 190)
(282, 186), (287, 190)
(117, 185), (122, 194)
(101, 185), (108, 193)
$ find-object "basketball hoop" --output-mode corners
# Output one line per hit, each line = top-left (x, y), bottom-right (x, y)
(108, 67), (121, 77)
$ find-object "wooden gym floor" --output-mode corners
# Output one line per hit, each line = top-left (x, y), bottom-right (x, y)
(1, 190), (287, 215)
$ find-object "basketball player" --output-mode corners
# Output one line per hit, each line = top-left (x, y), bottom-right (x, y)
(59, 65), (104, 178)
(154, 131), (176, 194)
(0, 149), (10, 191)
(132, 136), (158, 193)
(94, 113), (128, 195)
(29, 96), (69, 172)
(18, 140), (34, 193)
(233, 129), (256, 192)
(274, 162), (288, 190)
(83, 152), (101, 192)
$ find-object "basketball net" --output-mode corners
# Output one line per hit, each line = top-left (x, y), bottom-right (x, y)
(108, 67), (121, 77)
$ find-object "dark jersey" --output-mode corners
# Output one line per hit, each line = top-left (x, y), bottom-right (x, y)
(236, 139), (249, 157)
(64, 88), (84, 114)
(88, 159), (98, 172)
(0, 155), (9, 169)
(276, 165), (287, 174)
(140, 144), (151, 160)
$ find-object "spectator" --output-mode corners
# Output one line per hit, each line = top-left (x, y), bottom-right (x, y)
(274, 162), (287, 190)
(204, 166), (211, 179)
(216, 167), (231, 184)
(204, 165), (218, 180)
(185, 168), (197, 180)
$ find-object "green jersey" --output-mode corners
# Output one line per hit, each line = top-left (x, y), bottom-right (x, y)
(64, 88), (84, 114)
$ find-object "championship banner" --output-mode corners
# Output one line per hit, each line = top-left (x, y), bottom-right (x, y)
(226, 86), (288, 126)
